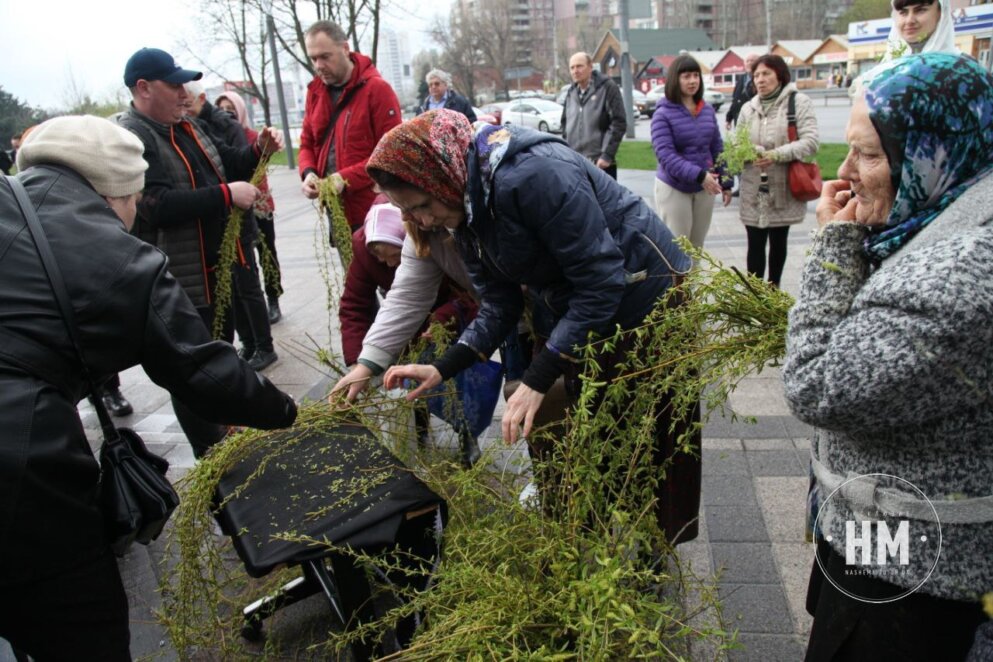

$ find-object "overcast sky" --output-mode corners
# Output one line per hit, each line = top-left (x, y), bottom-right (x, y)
(0, 0), (447, 110)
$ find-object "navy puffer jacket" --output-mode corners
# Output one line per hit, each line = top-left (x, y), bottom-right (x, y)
(454, 127), (690, 360)
(651, 98), (729, 193)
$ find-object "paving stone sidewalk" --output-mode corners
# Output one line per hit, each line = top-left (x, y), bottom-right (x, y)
(1, 165), (820, 662)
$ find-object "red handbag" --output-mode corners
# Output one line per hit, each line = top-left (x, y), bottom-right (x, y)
(786, 93), (822, 202)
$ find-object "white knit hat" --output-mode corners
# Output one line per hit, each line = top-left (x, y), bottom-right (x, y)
(16, 115), (148, 197)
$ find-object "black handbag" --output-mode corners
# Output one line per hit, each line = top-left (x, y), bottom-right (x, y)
(5, 175), (179, 557)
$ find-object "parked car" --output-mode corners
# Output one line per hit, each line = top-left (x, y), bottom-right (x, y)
(704, 89), (725, 111)
(631, 90), (650, 117)
(501, 99), (564, 133)
(480, 102), (510, 124)
(473, 107), (500, 125)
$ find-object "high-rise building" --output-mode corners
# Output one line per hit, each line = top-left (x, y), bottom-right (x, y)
(366, 27), (415, 104)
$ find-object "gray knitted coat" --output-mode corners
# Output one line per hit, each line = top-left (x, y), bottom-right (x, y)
(783, 172), (993, 602)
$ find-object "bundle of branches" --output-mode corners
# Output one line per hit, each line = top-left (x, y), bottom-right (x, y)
(160, 245), (793, 659)
(716, 123), (760, 177)
(211, 153), (273, 339)
(318, 178), (352, 270)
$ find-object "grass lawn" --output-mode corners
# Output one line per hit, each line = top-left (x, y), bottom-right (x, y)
(268, 140), (850, 180)
(617, 140), (849, 180)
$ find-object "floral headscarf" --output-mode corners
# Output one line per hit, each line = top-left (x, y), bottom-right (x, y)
(862, 53), (993, 261)
(366, 109), (473, 210)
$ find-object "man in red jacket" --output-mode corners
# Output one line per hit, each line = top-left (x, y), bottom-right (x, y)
(299, 21), (402, 230)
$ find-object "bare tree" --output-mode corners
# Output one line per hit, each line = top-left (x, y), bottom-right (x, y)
(430, 7), (478, 102)
(178, 0), (275, 125)
(269, 0), (386, 76)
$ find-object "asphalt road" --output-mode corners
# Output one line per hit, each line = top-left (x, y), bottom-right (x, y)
(631, 95), (855, 145)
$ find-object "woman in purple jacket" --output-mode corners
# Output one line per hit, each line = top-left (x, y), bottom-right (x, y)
(651, 55), (732, 249)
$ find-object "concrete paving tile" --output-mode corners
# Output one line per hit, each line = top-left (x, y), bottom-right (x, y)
(745, 450), (806, 477)
(703, 475), (758, 506)
(727, 633), (807, 661)
(710, 543), (780, 583)
(771, 542), (816, 640)
(793, 437), (812, 451)
(703, 437), (744, 451)
(717, 584), (794, 634)
(742, 438), (794, 451)
(727, 379), (791, 417)
(754, 477), (809, 543)
(705, 506), (769, 542)
(703, 448), (750, 476)
(783, 417), (815, 439)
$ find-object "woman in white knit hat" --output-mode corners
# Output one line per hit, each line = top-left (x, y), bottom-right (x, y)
(0, 115), (297, 660)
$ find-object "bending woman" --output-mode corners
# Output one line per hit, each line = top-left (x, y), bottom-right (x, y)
(368, 110), (701, 543)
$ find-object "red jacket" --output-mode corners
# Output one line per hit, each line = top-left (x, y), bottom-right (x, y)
(299, 52), (402, 229)
(339, 228), (479, 365)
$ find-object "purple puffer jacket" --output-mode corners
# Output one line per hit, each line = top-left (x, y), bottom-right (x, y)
(651, 98), (730, 193)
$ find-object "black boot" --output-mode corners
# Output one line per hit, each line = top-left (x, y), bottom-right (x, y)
(268, 299), (282, 325)
(102, 388), (133, 417)
(249, 348), (278, 371)
(458, 427), (481, 468)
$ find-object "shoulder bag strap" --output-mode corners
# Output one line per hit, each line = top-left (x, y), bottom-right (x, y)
(787, 92), (799, 142)
(3, 175), (120, 442)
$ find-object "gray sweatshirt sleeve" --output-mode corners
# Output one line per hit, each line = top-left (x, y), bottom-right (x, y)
(783, 221), (993, 433)
(357, 235), (446, 371)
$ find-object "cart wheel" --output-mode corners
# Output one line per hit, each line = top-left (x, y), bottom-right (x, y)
(241, 619), (264, 642)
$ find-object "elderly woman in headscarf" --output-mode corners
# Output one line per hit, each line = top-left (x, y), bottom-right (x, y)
(783, 53), (993, 661)
(366, 110), (701, 543)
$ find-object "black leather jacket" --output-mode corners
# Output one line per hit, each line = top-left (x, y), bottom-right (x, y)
(0, 166), (296, 586)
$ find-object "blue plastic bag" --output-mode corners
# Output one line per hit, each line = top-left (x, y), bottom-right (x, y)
(428, 359), (503, 439)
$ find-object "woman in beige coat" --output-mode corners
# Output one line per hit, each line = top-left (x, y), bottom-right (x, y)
(738, 54), (819, 286)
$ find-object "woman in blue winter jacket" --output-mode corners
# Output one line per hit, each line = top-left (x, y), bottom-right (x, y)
(364, 110), (702, 544)
(651, 55), (732, 249)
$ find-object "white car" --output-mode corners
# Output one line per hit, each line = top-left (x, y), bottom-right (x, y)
(645, 84), (725, 115)
(501, 99), (563, 133)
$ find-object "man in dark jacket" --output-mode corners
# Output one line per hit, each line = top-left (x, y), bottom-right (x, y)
(417, 69), (476, 122)
(724, 52), (759, 129)
(0, 115), (296, 661)
(116, 47), (284, 456)
(298, 20), (402, 230)
(560, 52), (626, 179)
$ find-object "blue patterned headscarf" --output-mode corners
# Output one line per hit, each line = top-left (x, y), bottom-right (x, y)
(862, 53), (993, 262)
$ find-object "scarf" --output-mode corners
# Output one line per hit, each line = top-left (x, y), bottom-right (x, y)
(760, 85), (783, 114)
(366, 109), (473, 210)
(863, 53), (993, 262)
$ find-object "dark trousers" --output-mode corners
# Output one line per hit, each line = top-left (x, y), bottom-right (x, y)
(805, 539), (986, 661)
(233, 246), (274, 355)
(255, 213), (282, 303)
(172, 303), (231, 458)
(0, 552), (130, 661)
(602, 163), (618, 180)
(745, 225), (791, 286)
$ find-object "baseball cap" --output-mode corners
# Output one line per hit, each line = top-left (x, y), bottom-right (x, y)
(124, 48), (203, 88)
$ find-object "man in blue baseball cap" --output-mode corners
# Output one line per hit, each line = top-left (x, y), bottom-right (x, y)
(116, 47), (285, 458)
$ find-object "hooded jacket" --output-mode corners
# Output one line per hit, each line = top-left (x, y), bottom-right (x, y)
(0, 165), (296, 586)
(299, 52), (402, 228)
(453, 125), (689, 365)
